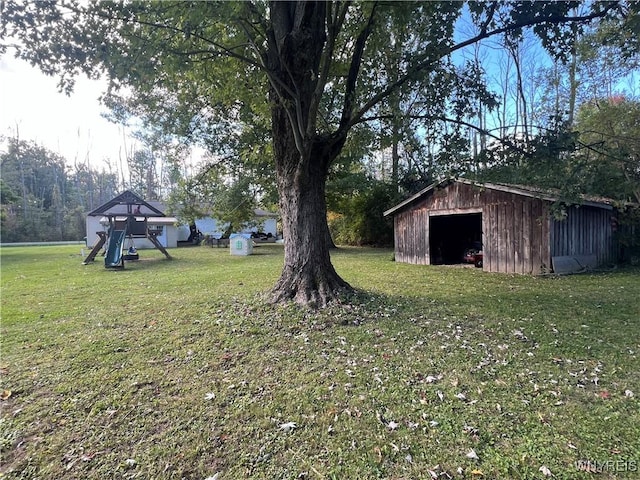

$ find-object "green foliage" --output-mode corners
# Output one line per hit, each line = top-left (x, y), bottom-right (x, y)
(573, 97), (640, 202)
(328, 180), (398, 247)
(617, 205), (640, 263)
(3, 1), (627, 186)
(126, 149), (158, 199)
(531, 16), (640, 130)
(474, 97), (640, 207)
(596, 2), (640, 59)
(473, 120), (577, 187)
(209, 176), (260, 235)
(0, 179), (19, 204)
(167, 164), (260, 235)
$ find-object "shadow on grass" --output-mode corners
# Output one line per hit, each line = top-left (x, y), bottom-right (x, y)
(240, 287), (437, 331)
(331, 245), (394, 256)
(191, 243), (284, 256)
(248, 244), (285, 256)
(81, 256), (177, 273)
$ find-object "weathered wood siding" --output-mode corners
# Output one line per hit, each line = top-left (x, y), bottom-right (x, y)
(394, 207), (428, 264)
(393, 182), (552, 274)
(482, 192), (550, 274)
(551, 206), (615, 265)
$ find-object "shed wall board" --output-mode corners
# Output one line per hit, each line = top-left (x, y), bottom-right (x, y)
(551, 206), (615, 266)
(524, 200), (533, 272)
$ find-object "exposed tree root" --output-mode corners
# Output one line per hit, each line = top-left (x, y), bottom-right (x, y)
(270, 265), (353, 308)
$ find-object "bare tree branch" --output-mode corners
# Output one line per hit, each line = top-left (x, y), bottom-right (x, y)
(349, 2), (621, 129)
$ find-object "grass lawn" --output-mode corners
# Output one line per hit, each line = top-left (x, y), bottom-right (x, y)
(1, 244), (639, 479)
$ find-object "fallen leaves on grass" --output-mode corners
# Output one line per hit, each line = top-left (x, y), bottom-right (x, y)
(463, 425), (479, 437)
(539, 465), (552, 476)
(466, 448), (479, 460)
(386, 420), (399, 431)
(4, 249), (639, 479)
(278, 421), (297, 432)
(513, 329), (528, 341)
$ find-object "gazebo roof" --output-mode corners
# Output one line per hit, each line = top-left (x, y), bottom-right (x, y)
(87, 190), (166, 217)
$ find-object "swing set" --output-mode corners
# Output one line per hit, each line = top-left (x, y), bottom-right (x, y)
(83, 191), (172, 269)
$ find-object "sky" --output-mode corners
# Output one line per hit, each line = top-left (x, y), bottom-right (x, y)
(0, 53), (134, 170)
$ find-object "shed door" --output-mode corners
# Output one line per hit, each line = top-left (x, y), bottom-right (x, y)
(429, 212), (482, 265)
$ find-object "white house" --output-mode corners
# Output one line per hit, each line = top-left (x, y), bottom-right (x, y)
(193, 208), (279, 239)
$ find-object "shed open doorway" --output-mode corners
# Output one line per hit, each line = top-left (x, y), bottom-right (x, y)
(429, 212), (482, 265)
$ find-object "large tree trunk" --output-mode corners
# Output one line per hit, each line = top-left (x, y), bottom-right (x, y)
(266, 1), (352, 306)
(270, 151), (351, 306)
(270, 106), (351, 306)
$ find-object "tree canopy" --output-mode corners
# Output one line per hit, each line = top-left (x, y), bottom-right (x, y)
(3, 0), (637, 305)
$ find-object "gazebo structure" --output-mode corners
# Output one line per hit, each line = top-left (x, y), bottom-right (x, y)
(83, 190), (173, 268)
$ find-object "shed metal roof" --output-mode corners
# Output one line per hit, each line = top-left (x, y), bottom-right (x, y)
(383, 178), (615, 217)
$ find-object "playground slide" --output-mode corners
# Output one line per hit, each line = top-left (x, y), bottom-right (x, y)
(105, 229), (127, 268)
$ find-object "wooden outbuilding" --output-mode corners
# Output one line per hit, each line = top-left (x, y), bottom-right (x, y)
(383, 179), (618, 274)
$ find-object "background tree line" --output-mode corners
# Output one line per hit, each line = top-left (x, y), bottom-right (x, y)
(1, 137), (116, 242)
(2, 2), (638, 258)
(0, 132), (186, 242)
